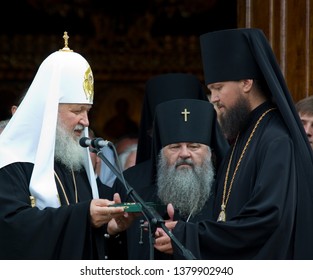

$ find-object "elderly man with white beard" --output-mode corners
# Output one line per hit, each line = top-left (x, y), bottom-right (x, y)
(157, 142), (214, 221)
(146, 98), (226, 259)
(149, 99), (221, 229)
(0, 33), (126, 260)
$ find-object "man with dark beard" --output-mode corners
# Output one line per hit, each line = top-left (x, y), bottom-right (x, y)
(154, 28), (313, 260)
(0, 33), (126, 259)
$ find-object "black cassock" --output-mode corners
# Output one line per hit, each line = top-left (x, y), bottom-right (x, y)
(172, 102), (309, 259)
(0, 161), (106, 260)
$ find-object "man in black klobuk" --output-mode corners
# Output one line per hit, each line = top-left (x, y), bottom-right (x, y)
(107, 73), (229, 259)
(154, 28), (313, 260)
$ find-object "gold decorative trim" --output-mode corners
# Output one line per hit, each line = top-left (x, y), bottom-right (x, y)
(29, 196), (36, 207)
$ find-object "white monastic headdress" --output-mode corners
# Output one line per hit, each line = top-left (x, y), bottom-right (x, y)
(0, 32), (99, 209)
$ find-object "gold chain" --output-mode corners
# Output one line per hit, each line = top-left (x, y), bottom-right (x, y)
(217, 108), (276, 222)
(54, 170), (78, 205)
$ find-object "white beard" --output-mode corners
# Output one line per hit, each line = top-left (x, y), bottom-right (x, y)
(54, 123), (84, 171)
(157, 152), (215, 219)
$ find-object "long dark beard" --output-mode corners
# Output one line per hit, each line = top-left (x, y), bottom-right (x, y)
(55, 123), (84, 171)
(157, 152), (215, 219)
(219, 96), (251, 142)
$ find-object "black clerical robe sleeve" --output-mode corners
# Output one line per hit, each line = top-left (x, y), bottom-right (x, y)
(171, 134), (296, 260)
(0, 162), (103, 260)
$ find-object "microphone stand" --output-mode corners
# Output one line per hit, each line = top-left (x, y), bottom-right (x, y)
(93, 146), (196, 260)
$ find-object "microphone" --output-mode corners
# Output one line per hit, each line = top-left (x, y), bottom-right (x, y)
(79, 137), (92, 148)
(91, 137), (111, 148)
(79, 137), (111, 149)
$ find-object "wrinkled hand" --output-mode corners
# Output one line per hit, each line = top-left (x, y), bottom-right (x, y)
(154, 203), (177, 255)
(90, 193), (125, 228)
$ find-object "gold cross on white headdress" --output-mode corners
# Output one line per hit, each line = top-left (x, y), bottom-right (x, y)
(60, 31), (73, 52)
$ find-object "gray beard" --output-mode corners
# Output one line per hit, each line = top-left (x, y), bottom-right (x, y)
(54, 123), (84, 171)
(157, 152), (215, 219)
(219, 95), (251, 141)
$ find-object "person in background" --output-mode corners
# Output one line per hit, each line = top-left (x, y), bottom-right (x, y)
(88, 127), (102, 176)
(118, 143), (137, 170)
(96, 131), (138, 190)
(0, 119), (9, 134)
(87, 127), (118, 188)
(108, 73), (229, 259)
(114, 133), (138, 155)
(155, 28), (313, 260)
(0, 89), (26, 121)
(98, 145), (117, 187)
(10, 91), (27, 115)
(0, 90), (26, 133)
(0, 33), (127, 259)
(295, 95), (313, 150)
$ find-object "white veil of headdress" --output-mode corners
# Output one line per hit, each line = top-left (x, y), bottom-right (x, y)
(0, 42), (99, 209)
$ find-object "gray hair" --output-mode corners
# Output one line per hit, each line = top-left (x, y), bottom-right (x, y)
(118, 144), (138, 170)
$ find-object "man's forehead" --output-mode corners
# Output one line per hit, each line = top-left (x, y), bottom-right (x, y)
(59, 103), (92, 109)
(165, 142), (207, 148)
(299, 112), (313, 118)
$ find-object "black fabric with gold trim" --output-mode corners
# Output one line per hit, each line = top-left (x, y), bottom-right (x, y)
(169, 28), (313, 260)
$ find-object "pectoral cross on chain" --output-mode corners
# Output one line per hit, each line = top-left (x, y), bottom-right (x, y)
(181, 108), (190, 122)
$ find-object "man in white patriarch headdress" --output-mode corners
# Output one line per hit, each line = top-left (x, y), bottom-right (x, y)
(0, 32), (126, 259)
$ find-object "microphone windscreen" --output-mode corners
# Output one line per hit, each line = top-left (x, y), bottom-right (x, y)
(79, 137), (91, 147)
